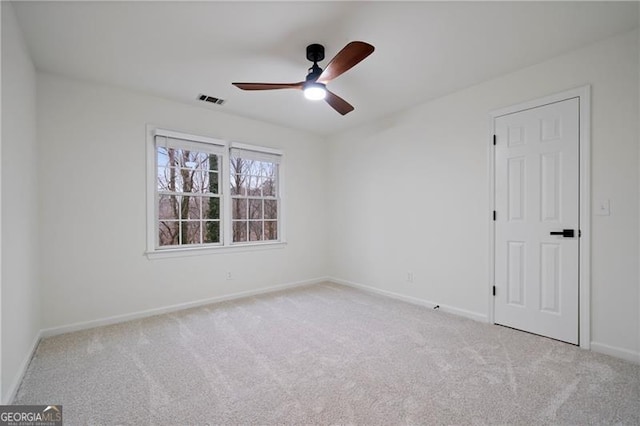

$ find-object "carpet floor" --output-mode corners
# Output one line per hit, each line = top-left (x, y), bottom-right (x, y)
(14, 282), (640, 425)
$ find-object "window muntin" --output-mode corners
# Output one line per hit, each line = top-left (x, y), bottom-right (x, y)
(230, 152), (279, 243)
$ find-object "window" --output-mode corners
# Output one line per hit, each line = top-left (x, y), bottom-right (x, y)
(147, 128), (284, 257)
(156, 138), (222, 247)
(230, 148), (280, 243)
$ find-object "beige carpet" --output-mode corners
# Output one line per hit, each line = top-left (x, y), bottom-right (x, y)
(14, 282), (640, 425)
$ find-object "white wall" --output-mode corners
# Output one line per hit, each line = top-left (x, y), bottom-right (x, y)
(4, 13), (638, 398)
(1, 2), (41, 402)
(328, 30), (640, 359)
(37, 73), (328, 329)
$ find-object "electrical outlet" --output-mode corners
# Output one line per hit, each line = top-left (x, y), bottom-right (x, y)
(226, 272), (233, 280)
(595, 199), (610, 216)
(407, 271), (414, 283)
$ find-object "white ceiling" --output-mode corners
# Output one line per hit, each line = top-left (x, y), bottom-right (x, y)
(12, 1), (639, 136)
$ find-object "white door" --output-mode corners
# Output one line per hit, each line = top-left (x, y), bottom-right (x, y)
(494, 97), (579, 344)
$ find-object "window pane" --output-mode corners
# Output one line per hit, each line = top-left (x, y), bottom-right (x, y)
(259, 162), (276, 178)
(159, 221), (179, 246)
(157, 167), (167, 191)
(258, 161), (274, 177)
(159, 195), (180, 221)
(230, 180), (239, 196)
(157, 167), (183, 192)
(177, 168), (197, 192)
(189, 151), (209, 169)
(233, 221), (247, 242)
(184, 196), (201, 220)
(157, 146), (170, 167)
(203, 197), (220, 220)
(231, 174), (246, 196)
(188, 171), (209, 193)
(244, 160), (257, 175)
(262, 178), (276, 197)
(249, 221), (263, 241)
(248, 176), (261, 196)
(264, 200), (277, 220)
(207, 154), (220, 172)
(167, 148), (182, 168)
(183, 221), (201, 245)
(232, 199), (247, 219)
(207, 170), (219, 194)
(264, 221), (278, 241)
(204, 221), (220, 244)
(179, 150), (195, 169)
(230, 157), (246, 175)
(248, 199), (262, 219)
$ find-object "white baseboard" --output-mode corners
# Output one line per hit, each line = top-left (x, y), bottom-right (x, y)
(329, 277), (489, 323)
(590, 341), (640, 364)
(5, 330), (42, 404)
(41, 277), (329, 338)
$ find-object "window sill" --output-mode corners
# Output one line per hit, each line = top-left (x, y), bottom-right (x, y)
(145, 241), (287, 260)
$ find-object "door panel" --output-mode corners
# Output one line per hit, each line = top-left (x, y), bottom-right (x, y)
(507, 241), (525, 306)
(494, 97), (579, 344)
(540, 243), (560, 313)
(508, 157), (525, 221)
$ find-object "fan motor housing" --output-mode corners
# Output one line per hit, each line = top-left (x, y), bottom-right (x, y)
(306, 44), (325, 63)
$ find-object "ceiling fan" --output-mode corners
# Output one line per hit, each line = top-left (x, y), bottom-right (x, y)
(232, 41), (375, 115)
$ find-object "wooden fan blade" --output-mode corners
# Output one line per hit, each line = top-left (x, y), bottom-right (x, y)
(317, 41), (375, 84)
(325, 90), (354, 115)
(232, 82), (304, 90)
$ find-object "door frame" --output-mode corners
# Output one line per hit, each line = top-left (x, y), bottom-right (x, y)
(488, 85), (591, 349)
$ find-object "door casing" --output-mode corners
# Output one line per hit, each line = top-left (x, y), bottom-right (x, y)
(488, 86), (591, 349)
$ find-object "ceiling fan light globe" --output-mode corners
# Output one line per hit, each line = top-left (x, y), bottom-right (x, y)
(303, 84), (326, 101)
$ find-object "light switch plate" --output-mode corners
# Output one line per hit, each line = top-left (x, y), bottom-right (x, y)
(595, 199), (610, 216)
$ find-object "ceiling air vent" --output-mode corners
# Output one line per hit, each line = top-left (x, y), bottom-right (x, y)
(198, 94), (225, 105)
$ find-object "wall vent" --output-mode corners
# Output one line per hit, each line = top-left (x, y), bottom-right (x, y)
(198, 94), (225, 105)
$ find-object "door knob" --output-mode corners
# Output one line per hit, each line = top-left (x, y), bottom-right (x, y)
(550, 229), (574, 238)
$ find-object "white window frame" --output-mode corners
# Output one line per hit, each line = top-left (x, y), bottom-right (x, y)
(145, 125), (286, 259)
(228, 143), (283, 246)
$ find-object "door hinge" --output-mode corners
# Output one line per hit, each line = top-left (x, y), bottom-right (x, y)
(579, 229), (582, 238)
(493, 286), (496, 296)
(493, 134), (496, 146)
(493, 210), (496, 221)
